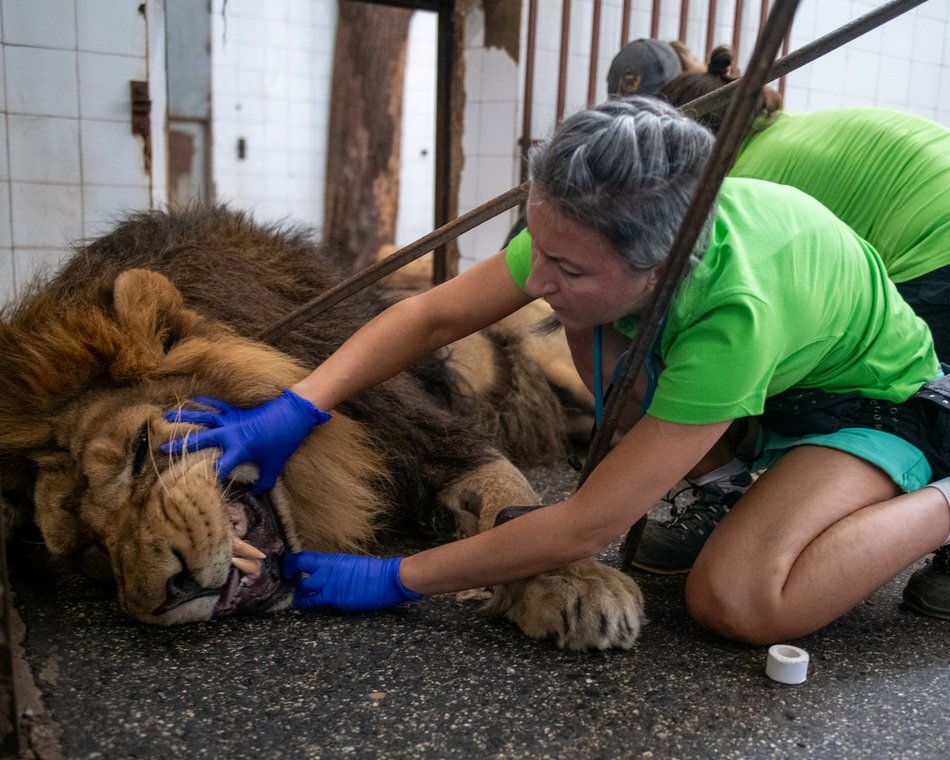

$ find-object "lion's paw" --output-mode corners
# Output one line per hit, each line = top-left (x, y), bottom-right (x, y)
(485, 561), (644, 650)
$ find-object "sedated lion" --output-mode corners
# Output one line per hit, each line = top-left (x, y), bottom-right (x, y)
(0, 206), (644, 650)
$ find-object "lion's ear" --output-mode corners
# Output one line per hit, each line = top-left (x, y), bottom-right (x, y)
(110, 269), (190, 380)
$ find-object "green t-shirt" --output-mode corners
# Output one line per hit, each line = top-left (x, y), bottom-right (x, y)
(505, 178), (937, 425)
(731, 108), (950, 283)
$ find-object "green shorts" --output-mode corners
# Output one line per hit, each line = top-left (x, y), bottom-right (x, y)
(753, 427), (932, 493)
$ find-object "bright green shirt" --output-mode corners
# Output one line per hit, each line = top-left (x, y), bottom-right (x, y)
(731, 108), (950, 283)
(505, 178), (937, 425)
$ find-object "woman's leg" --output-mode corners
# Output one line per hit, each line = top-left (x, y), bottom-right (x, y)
(686, 444), (950, 644)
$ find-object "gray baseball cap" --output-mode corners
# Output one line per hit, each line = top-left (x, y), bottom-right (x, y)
(606, 38), (682, 97)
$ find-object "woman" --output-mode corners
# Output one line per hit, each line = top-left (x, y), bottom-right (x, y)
(655, 47), (950, 615)
(164, 98), (950, 645)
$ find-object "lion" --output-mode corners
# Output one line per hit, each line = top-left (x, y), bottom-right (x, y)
(0, 206), (643, 650)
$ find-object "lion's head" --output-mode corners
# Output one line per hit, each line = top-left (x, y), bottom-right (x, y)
(0, 264), (398, 624)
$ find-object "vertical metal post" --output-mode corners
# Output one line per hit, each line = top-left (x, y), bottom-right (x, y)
(705, 0), (719, 58)
(520, 0), (539, 184)
(732, 0), (746, 58)
(432, 1), (453, 284)
(621, 0), (632, 46)
(588, 0), (603, 104)
(679, 0), (690, 44)
(556, 0), (572, 122)
(651, 0), (661, 38)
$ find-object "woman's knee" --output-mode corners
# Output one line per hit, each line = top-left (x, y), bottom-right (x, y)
(685, 565), (786, 645)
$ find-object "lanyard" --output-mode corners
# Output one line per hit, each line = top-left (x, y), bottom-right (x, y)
(592, 319), (665, 424)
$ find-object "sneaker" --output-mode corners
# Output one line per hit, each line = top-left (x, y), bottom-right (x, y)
(902, 545), (950, 620)
(624, 462), (754, 574)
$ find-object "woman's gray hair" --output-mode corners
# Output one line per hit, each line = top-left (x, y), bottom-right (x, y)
(528, 96), (715, 272)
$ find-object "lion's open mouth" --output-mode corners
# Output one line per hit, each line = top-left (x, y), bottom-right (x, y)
(213, 484), (289, 617)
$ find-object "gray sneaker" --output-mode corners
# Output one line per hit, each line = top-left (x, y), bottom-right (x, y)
(627, 467), (754, 574)
(902, 545), (950, 620)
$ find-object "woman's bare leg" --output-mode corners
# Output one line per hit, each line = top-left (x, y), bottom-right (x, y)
(686, 445), (950, 644)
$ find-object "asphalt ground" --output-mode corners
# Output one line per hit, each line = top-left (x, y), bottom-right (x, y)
(9, 461), (950, 759)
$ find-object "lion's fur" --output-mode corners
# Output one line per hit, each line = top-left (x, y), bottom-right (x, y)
(0, 206), (643, 648)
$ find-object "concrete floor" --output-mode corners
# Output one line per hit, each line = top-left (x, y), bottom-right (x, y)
(9, 462), (950, 759)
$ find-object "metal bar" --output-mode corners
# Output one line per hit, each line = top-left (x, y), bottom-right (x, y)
(432, 4), (453, 285)
(256, 182), (530, 344)
(621, 0), (632, 47)
(588, 0), (603, 104)
(520, 0), (539, 184)
(732, 0), (746, 56)
(651, 0), (661, 38)
(557, 0), (572, 122)
(685, 0), (927, 121)
(679, 0), (690, 44)
(759, 0), (769, 33)
(705, 0), (719, 58)
(778, 24), (791, 96)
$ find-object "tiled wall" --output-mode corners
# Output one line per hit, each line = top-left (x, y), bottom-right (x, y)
(209, 0), (337, 229)
(0, 0), (155, 305)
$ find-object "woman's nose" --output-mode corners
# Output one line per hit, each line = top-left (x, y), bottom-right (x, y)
(526, 267), (555, 297)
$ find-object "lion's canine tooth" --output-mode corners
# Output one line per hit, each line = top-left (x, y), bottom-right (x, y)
(232, 536), (266, 560)
(231, 556), (261, 576)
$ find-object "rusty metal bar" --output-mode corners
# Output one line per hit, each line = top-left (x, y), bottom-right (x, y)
(621, 0), (632, 47)
(759, 0), (769, 32)
(588, 0), (603, 104)
(679, 0), (690, 43)
(432, 4), (453, 284)
(651, 0), (661, 38)
(520, 0), (539, 184)
(732, 0), (746, 56)
(778, 24), (791, 96)
(685, 0), (928, 122)
(556, 0), (572, 122)
(705, 0), (720, 58)
(256, 182), (530, 343)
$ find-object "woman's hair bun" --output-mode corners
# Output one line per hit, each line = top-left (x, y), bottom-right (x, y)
(707, 45), (735, 77)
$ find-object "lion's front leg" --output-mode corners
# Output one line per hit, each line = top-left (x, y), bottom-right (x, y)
(438, 456), (646, 651)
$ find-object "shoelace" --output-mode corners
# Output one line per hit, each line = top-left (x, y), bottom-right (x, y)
(662, 485), (727, 531)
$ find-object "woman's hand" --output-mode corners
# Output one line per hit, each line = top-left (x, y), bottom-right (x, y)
(281, 552), (422, 610)
(161, 389), (331, 493)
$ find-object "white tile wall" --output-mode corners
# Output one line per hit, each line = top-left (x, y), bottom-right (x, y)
(1, 0), (154, 304)
(210, 0), (336, 230)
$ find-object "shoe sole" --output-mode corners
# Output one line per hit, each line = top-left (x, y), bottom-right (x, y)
(901, 596), (950, 620)
(625, 560), (693, 576)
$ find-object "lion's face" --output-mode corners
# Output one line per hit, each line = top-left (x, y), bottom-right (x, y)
(33, 390), (295, 624)
(2, 268), (388, 625)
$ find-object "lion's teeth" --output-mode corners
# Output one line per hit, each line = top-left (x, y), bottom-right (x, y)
(232, 536), (266, 560)
(232, 556), (261, 576)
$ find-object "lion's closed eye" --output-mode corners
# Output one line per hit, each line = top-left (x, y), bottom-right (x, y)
(130, 422), (150, 477)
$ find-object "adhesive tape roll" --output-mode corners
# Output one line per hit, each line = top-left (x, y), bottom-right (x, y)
(765, 644), (810, 684)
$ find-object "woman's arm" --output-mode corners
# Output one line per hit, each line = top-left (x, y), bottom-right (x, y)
(399, 415), (732, 594)
(293, 250), (534, 410)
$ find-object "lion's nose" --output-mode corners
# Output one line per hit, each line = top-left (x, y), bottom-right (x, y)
(151, 549), (220, 615)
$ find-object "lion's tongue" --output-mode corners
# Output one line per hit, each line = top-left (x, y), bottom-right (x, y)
(213, 569), (243, 615)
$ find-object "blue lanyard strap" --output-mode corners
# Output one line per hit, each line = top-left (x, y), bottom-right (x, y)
(593, 324), (605, 424)
(593, 316), (666, 424)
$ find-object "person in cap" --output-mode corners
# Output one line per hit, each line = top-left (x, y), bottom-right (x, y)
(606, 38), (683, 97)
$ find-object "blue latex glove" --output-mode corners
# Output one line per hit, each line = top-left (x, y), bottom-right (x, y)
(161, 389), (331, 493)
(281, 552), (422, 611)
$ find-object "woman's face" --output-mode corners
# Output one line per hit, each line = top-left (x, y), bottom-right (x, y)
(524, 188), (659, 330)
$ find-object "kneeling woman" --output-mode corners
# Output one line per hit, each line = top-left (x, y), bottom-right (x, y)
(166, 97), (950, 645)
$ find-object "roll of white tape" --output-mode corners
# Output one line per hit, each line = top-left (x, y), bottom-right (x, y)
(765, 644), (810, 684)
